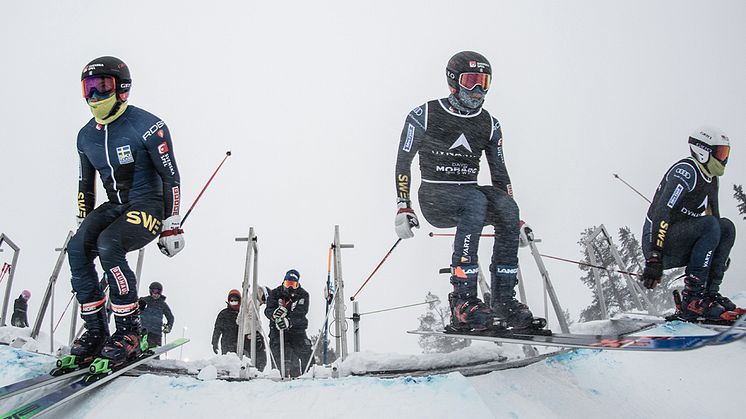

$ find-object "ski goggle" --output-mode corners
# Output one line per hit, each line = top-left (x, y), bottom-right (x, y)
(283, 280), (299, 289)
(712, 145), (730, 164)
(228, 299), (240, 306)
(150, 288), (162, 294)
(459, 72), (491, 91)
(81, 76), (116, 100)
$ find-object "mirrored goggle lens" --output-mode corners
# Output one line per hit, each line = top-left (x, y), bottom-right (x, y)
(82, 76), (116, 99)
(228, 300), (240, 305)
(713, 145), (730, 163)
(283, 280), (299, 289)
(459, 73), (491, 91)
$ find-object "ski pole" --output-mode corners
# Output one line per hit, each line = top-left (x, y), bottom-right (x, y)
(52, 294), (76, 334)
(181, 150), (232, 226)
(612, 173), (651, 204)
(539, 253), (641, 277)
(428, 232), (496, 238)
(0, 263), (9, 286)
(323, 246), (332, 364)
(350, 238), (402, 301)
(429, 233), (641, 277)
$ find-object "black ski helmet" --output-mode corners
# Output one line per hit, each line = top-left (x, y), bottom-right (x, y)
(446, 51), (492, 95)
(149, 281), (163, 291)
(81, 56), (132, 100)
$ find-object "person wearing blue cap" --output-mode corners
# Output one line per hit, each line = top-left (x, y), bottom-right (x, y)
(265, 269), (312, 377)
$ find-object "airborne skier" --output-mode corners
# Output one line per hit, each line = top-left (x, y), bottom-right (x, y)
(641, 127), (741, 322)
(394, 51), (542, 333)
(67, 56), (185, 366)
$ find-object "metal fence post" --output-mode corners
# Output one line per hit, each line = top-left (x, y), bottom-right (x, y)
(332, 225), (354, 362)
(0, 233), (21, 326)
(32, 231), (74, 339)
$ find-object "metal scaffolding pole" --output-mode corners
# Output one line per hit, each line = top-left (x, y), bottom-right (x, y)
(0, 233), (21, 327)
(32, 231), (74, 340)
(332, 225), (354, 362)
(235, 227), (258, 365)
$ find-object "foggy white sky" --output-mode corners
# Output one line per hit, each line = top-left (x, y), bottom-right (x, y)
(1, 1), (745, 359)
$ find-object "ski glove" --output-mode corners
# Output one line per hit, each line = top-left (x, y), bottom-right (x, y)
(272, 306), (288, 320)
(518, 220), (534, 248)
(642, 252), (663, 289)
(275, 317), (291, 330)
(212, 345), (219, 354)
(163, 324), (172, 334)
(158, 215), (185, 257)
(395, 201), (419, 239)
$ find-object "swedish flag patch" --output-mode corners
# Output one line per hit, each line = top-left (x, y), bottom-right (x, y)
(116, 145), (134, 164)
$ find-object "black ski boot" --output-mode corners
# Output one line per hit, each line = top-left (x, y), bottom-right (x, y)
(491, 265), (547, 332)
(55, 308), (109, 375)
(446, 265), (503, 333)
(99, 311), (143, 364)
(69, 309), (109, 359)
(679, 275), (739, 322)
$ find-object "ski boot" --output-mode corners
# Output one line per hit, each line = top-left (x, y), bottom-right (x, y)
(53, 307), (109, 376)
(445, 265), (505, 334)
(491, 265), (549, 335)
(676, 275), (740, 323)
(705, 273), (746, 315)
(97, 310), (144, 369)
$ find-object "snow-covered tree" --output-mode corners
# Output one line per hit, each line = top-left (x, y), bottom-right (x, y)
(734, 184), (746, 219)
(578, 226), (682, 321)
(617, 226), (682, 314)
(416, 292), (470, 353)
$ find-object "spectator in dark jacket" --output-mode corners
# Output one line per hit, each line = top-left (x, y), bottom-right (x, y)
(11, 290), (31, 328)
(265, 269), (312, 378)
(139, 282), (174, 348)
(211, 289), (267, 370)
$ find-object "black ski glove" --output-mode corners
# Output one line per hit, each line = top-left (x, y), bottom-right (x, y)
(642, 252), (663, 289)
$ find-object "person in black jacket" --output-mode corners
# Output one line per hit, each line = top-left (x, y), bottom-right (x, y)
(211, 289), (267, 370)
(139, 282), (174, 348)
(265, 269), (312, 378)
(641, 127), (740, 321)
(11, 290), (31, 328)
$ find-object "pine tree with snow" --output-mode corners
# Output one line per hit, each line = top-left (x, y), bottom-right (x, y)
(577, 227), (640, 321)
(416, 292), (470, 353)
(617, 226), (682, 314)
(734, 184), (746, 219)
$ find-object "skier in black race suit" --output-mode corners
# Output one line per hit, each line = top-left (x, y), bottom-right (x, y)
(394, 51), (542, 333)
(67, 56), (185, 365)
(641, 127), (742, 322)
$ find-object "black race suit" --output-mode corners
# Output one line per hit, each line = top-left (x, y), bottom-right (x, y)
(395, 98), (519, 273)
(68, 105), (181, 317)
(642, 157), (735, 290)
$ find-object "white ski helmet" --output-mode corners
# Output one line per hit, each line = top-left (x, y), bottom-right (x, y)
(688, 126), (730, 176)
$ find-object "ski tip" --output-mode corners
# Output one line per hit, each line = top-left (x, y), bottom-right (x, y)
(226, 150), (232, 156)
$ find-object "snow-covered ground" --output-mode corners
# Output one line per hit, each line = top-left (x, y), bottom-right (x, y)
(1, 319), (745, 419)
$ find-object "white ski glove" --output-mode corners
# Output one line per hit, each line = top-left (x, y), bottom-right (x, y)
(158, 215), (185, 257)
(518, 220), (534, 248)
(275, 317), (291, 330)
(272, 306), (288, 320)
(395, 201), (419, 239)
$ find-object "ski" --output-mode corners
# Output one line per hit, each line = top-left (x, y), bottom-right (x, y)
(0, 369), (88, 403)
(1, 338), (189, 419)
(408, 314), (746, 352)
